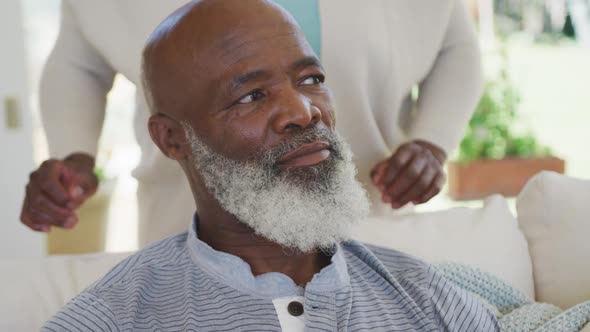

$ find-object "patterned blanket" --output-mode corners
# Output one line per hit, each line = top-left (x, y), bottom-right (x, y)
(436, 263), (590, 332)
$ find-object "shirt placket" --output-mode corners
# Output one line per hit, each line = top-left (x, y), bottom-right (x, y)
(304, 290), (339, 332)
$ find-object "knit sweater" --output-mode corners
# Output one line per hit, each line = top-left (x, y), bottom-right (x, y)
(436, 263), (590, 332)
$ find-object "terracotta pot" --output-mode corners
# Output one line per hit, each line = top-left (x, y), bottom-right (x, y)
(447, 157), (565, 200)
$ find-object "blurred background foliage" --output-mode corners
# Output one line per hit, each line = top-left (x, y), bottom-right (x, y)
(456, 0), (588, 163)
(458, 46), (552, 163)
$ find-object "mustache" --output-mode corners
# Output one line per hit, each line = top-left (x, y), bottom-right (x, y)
(257, 129), (343, 168)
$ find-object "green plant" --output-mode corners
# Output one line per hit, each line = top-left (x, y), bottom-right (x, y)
(94, 167), (106, 183)
(457, 57), (551, 163)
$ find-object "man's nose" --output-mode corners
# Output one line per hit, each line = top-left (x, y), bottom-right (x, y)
(271, 89), (321, 133)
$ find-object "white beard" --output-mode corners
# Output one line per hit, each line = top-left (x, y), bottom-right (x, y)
(182, 122), (369, 253)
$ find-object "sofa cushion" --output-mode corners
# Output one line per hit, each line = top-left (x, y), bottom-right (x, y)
(352, 195), (535, 300)
(517, 171), (590, 309)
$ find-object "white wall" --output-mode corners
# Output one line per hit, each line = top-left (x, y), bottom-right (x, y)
(0, 0), (44, 257)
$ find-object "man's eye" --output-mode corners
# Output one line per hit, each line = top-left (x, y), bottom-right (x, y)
(237, 90), (265, 104)
(301, 75), (325, 86)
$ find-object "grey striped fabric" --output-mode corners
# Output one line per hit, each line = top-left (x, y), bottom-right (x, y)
(43, 223), (499, 332)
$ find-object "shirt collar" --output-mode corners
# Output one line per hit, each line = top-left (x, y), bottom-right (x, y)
(186, 215), (350, 299)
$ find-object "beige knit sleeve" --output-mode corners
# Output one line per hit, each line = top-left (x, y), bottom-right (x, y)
(408, 0), (483, 155)
(40, 0), (116, 159)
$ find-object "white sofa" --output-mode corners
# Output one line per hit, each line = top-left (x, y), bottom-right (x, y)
(2, 171), (589, 330)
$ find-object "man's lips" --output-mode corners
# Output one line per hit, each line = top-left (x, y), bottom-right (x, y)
(276, 141), (331, 168)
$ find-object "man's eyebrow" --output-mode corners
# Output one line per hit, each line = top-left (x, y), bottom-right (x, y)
(290, 56), (323, 72)
(229, 70), (269, 93)
(227, 56), (322, 94)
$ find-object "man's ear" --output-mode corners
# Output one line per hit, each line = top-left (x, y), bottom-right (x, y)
(148, 114), (190, 161)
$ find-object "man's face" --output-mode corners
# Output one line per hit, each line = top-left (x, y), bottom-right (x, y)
(147, 2), (369, 252)
(182, 10), (336, 177)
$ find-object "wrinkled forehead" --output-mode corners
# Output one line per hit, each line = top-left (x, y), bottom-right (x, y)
(214, 22), (312, 65)
(185, 4), (316, 75)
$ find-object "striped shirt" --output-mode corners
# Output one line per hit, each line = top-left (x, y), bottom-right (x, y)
(43, 220), (499, 331)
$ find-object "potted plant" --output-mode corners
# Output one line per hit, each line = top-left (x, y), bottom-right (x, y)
(447, 56), (565, 200)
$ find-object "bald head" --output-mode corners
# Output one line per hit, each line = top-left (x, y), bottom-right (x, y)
(141, 0), (309, 117)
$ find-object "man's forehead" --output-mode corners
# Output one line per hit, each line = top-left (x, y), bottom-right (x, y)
(204, 16), (311, 64)
(151, 0), (307, 65)
(203, 23), (317, 86)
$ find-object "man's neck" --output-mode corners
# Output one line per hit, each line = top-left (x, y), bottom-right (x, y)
(196, 211), (331, 287)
